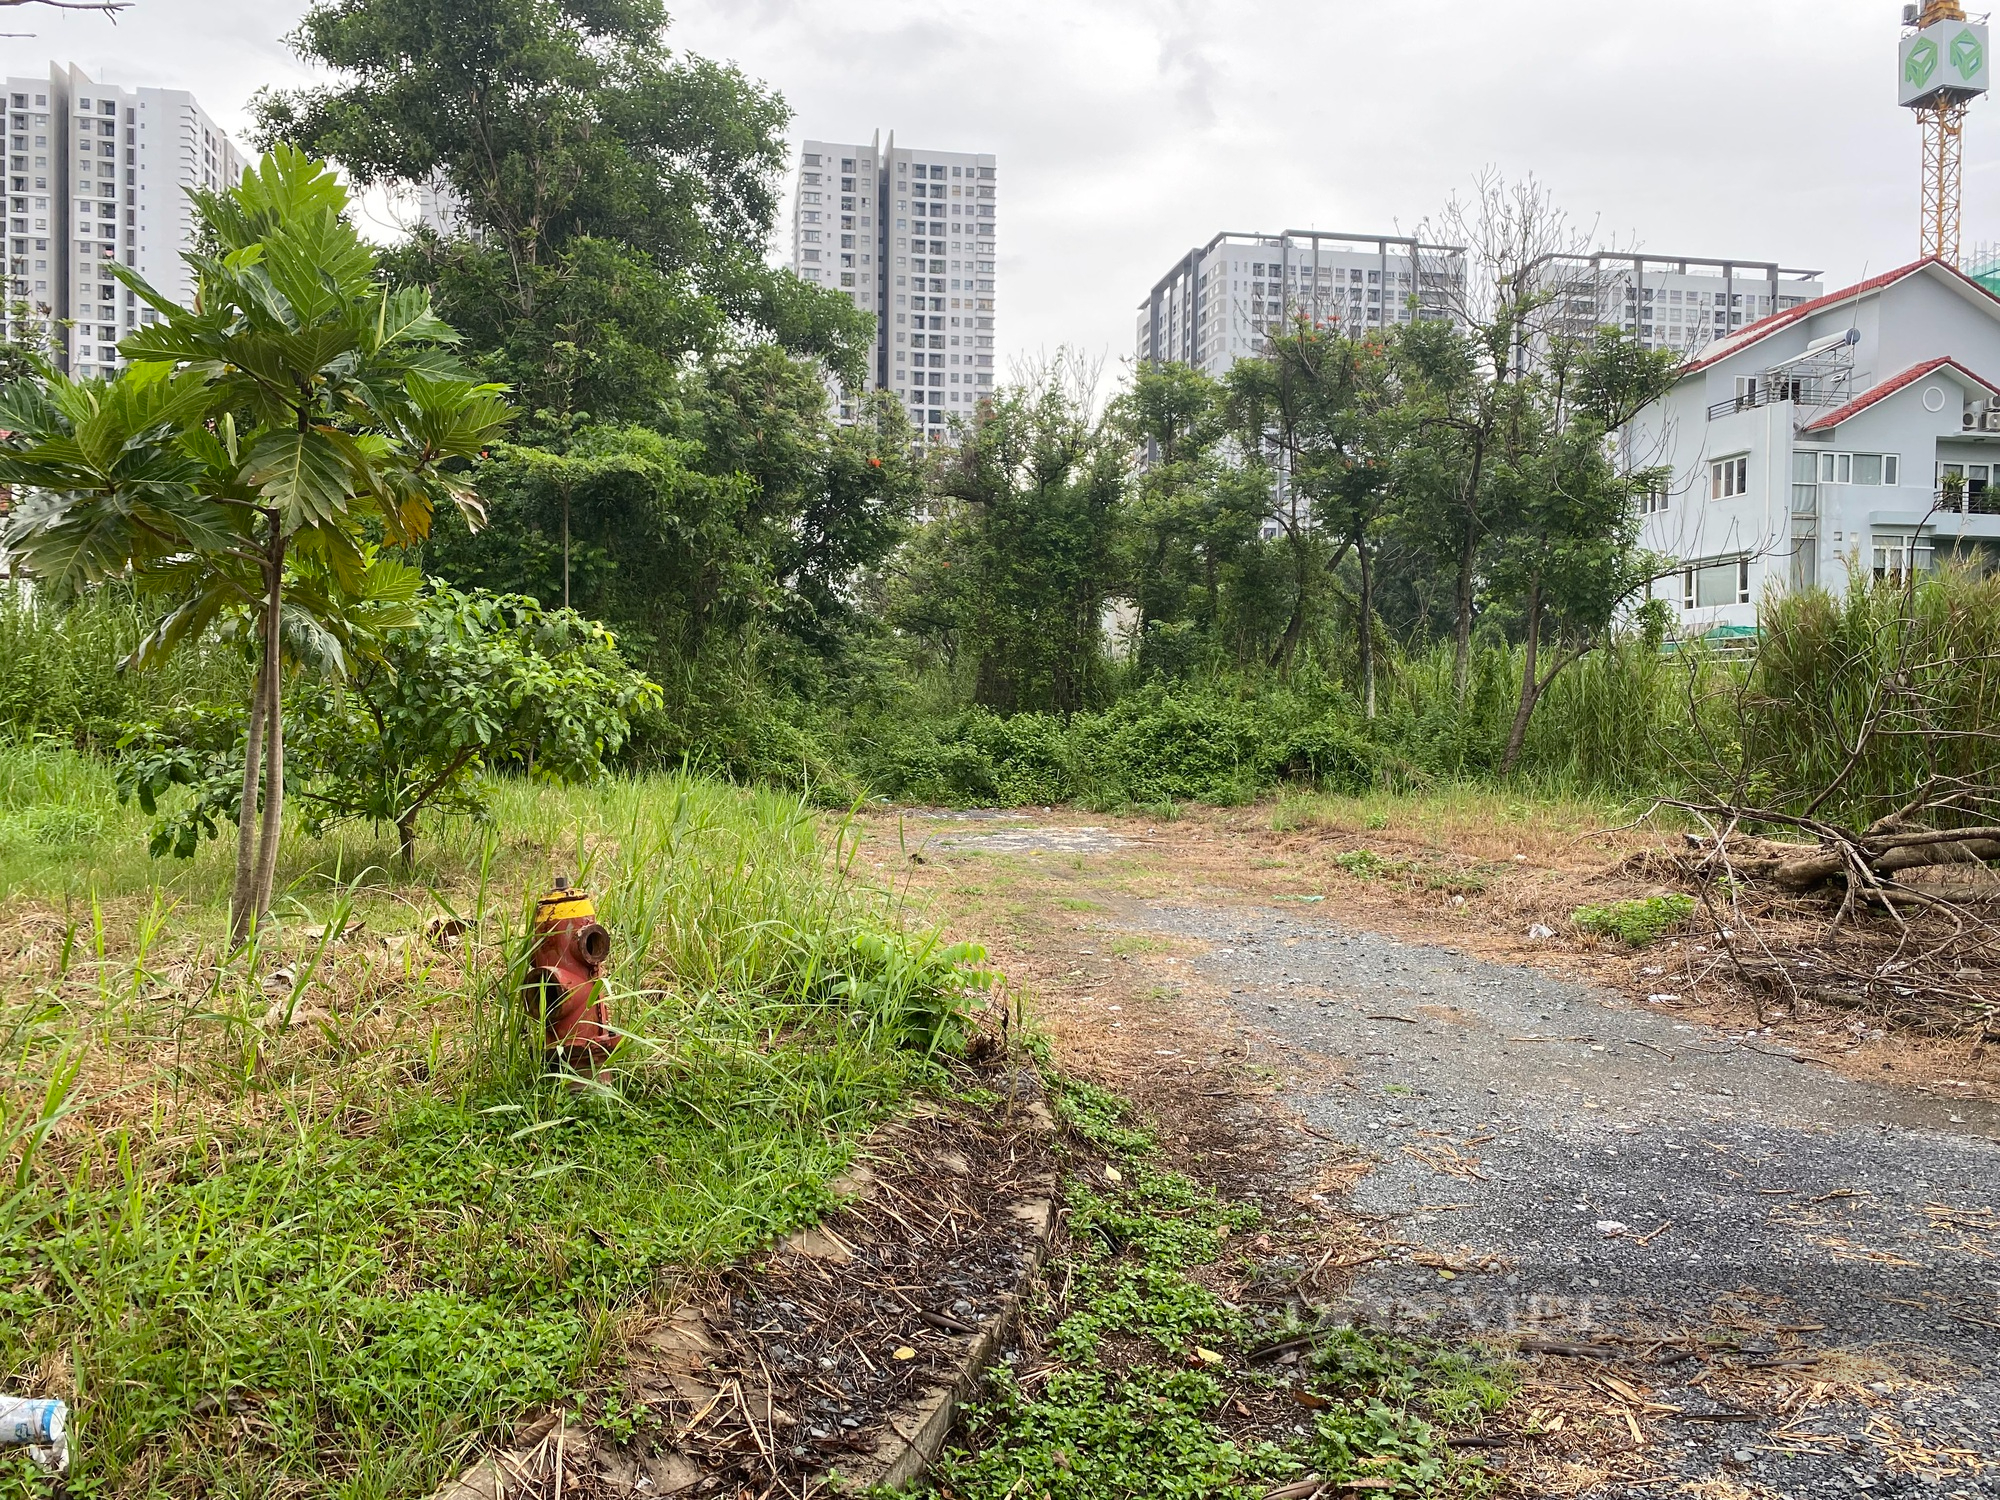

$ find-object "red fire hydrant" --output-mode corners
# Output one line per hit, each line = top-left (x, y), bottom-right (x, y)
(526, 881), (616, 1064)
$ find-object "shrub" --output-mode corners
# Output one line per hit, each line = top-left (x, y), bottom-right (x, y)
(1571, 894), (1696, 946)
(1271, 718), (1379, 795)
(867, 707), (1074, 808)
(117, 586), (662, 865)
(1070, 690), (1270, 806)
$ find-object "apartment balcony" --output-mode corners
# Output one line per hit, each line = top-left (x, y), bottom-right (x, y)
(1942, 485), (2000, 516)
(1707, 380), (1849, 423)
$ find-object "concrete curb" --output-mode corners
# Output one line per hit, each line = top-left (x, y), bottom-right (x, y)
(425, 1096), (1062, 1498)
(837, 1185), (1057, 1491)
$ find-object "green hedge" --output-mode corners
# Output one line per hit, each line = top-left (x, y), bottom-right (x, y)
(860, 686), (1380, 808)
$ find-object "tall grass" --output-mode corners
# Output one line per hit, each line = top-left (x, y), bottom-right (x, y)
(0, 585), (250, 752)
(0, 761), (981, 1498)
(1740, 568), (2000, 824)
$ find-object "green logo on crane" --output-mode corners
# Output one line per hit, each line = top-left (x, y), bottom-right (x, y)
(1951, 28), (1983, 80)
(1908, 35), (1940, 89)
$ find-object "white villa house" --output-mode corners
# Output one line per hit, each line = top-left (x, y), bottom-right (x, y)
(1631, 258), (2000, 629)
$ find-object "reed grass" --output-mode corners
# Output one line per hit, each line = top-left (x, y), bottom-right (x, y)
(1739, 568), (2000, 824)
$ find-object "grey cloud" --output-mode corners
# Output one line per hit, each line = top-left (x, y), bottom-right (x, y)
(20, 0), (1985, 381)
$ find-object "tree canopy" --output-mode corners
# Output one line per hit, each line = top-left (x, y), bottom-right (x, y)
(254, 0), (874, 422)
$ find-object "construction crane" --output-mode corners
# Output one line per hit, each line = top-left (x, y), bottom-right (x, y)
(1900, 1), (1991, 265)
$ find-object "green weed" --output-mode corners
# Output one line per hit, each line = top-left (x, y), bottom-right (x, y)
(933, 1366), (1299, 1500)
(930, 1077), (1513, 1500)
(1048, 1075), (1155, 1156)
(0, 768), (983, 1499)
(1572, 894), (1697, 946)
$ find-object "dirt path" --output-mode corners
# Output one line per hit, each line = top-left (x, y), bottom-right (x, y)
(872, 809), (2000, 1499)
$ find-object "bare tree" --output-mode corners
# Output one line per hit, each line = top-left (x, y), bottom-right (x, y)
(0, 0), (128, 34)
(1407, 174), (1601, 705)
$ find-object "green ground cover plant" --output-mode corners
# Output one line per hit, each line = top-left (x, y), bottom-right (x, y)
(0, 767), (985, 1499)
(928, 1077), (1515, 1500)
(1571, 894), (1698, 946)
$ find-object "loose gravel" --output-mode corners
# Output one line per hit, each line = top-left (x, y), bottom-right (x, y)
(1139, 900), (2000, 1500)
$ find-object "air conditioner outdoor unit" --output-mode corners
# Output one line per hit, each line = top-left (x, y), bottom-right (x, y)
(1967, 409), (1981, 428)
(1986, 409), (2000, 432)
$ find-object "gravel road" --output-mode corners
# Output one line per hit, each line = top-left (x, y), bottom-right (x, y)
(1136, 900), (2000, 1500)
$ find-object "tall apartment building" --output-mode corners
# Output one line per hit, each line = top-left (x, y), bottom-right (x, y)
(1, 63), (246, 377)
(1137, 230), (1468, 377)
(1529, 253), (1825, 362)
(1139, 236), (1825, 379)
(790, 132), (997, 435)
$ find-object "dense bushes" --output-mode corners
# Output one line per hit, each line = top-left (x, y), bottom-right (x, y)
(858, 686), (1379, 809)
(8, 568), (1999, 823)
(1741, 569), (2000, 824)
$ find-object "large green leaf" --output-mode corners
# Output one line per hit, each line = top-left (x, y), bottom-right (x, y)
(375, 285), (458, 351)
(241, 426), (358, 529)
(261, 211), (377, 324)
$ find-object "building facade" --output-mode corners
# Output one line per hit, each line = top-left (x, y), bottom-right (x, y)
(1631, 259), (2000, 629)
(1527, 253), (1824, 364)
(1137, 230), (1467, 378)
(2, 63), (245, 377)
(790, 132), (997, 435)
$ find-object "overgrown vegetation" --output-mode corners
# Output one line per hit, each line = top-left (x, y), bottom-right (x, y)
(0, 769), (987, 1497)
(929, 1078), (1515, 1500)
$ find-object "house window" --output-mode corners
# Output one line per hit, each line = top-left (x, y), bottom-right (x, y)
(1815, 452), (1900, 485)
(1639, 482), (1670, 515)
(1710, 455), (1749, 499)
(1682, 557), (1752, 609)
(1871, 533), (1933, 584)
(1939, 462), (1993, 507)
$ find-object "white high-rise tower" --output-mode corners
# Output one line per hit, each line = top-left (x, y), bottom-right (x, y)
(790, 132), (997, 437)
(1, 63), (247, 376)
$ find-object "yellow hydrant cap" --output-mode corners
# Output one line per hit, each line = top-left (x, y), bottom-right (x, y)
(534, 888), (596, 922)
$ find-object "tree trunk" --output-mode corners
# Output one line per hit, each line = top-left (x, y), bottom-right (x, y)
(1500, 580), (1542, 773)
(397, 812), (419, 869)
(1698, 832), (2000, 890)
(1452, 517), (1477, 706)
(1451, 439), (1487, 707)
(228, 647), (269, 947)
(248, 528), (288, 929)
(1357, 538), (1376, 721)
(1267, 528), (1310, 675)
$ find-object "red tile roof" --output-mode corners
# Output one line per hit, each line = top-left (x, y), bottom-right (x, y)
(1799, 355), (1999, 432)
(1681, 258), (2000, 375)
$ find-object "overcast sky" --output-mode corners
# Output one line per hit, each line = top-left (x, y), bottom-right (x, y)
(15, 0), (1995, 379)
